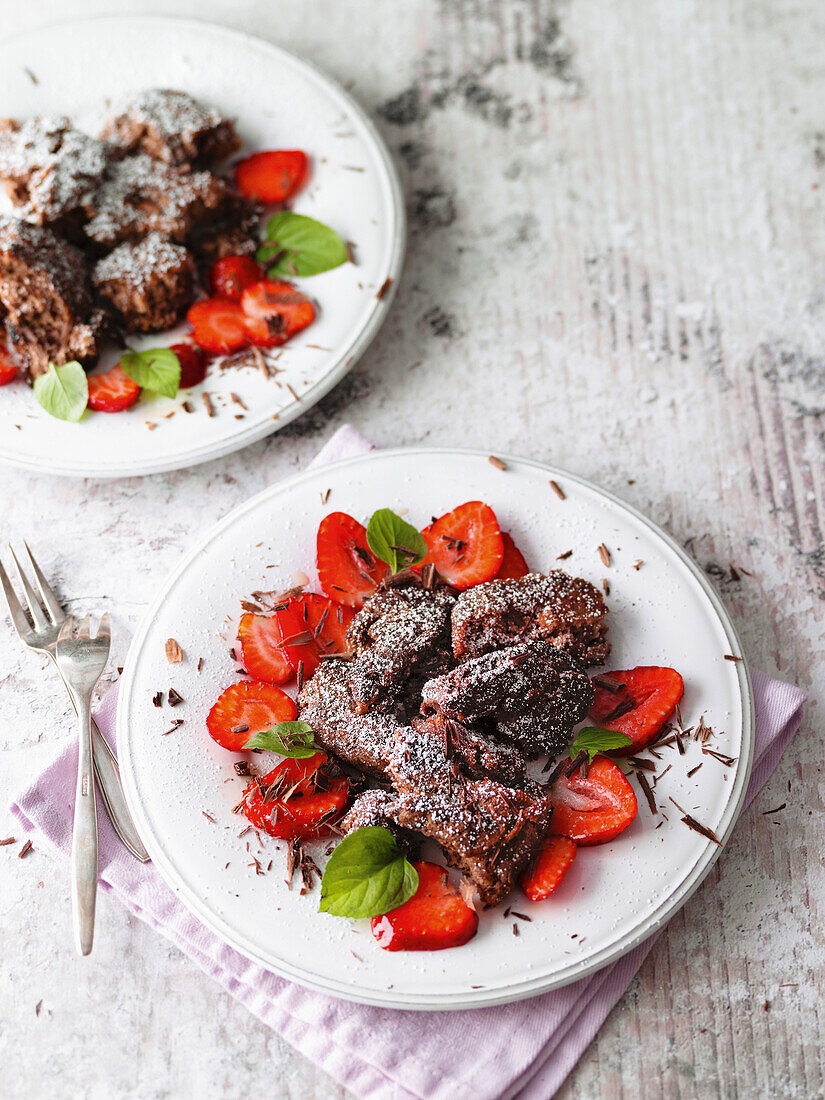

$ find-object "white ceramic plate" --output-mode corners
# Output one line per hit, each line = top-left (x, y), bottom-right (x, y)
(118, 449), (754, 1009)
(0, 17), (405, 477)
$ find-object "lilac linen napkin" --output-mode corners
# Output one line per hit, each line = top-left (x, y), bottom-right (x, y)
(9, 427), (807, 1100)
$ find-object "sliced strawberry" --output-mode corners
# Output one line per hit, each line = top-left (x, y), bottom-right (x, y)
(240, 754), (348, 840)
(170, 343), (209, 388)
(589, 666), (685, 753)
(206, 680), (297, 751)
(420, 501), (503, 589)
(316, 512), (390, 608)
(519, 835), (577, 901)
(240, 280), (315, 348)
(495, 532), (530, 580)
(187, 298), (249, 354)
(273, 593), (355, 680)
(237, 613), (294, 685)
(550, 755), (637, 846)
(371, 862), (479, 951)
(209, 254), (264, 301)
(235, 150), (308, 204)
(87, 364), (140, 412)
(0, 350), (18, 385)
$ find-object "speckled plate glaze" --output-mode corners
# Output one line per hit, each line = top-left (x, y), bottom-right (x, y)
(0, 17), (404, 477)
(118, 449), (754, 1009)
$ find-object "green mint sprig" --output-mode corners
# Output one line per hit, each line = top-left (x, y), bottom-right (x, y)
(257, 212), (348, 278)
(319, 826), (419, 918)
(33, 361), (88, 422)
(570, 727), (633, 764)
(243, 721), (317, 758)
(366, 508), (428, 574)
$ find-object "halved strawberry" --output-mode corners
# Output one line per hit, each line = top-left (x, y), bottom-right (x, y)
(170, 343), (209, 388)
(235, 150), (309, 204)
(519, 835), (577, 901)
(240, 280), (315, 348)
(495, 532), (530, 580)
(206, 680), (297, 751)
(273, 593), (355, 681)
(316, 512), (390, 608)
(420, 501), (504, 589)
(87, 364), (140, 412)
(589, 666), (685, 753)
(209, 255), (264, 301)
(240, 754), (348, 840)
(371, 862), (479, 951)
(550, 755), (637, 846)
(0, 350), (18, 385)
(237, 613), (294, 685)
(187, 298), (249, 354)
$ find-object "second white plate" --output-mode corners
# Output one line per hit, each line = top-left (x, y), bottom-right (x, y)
(0, 17), (405, 477)
(118, 448), (754, 1009)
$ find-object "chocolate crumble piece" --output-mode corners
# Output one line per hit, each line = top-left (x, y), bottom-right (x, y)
(0, 116), (109, 230)
(0, 217), (109, 380)
(451, 571), (610, 666)
(82, 154), (228, 249)
(94, 233), (195, 332)
(99, 90), (241, 169)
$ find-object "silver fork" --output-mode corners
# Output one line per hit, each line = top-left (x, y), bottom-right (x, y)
(0, 544), (149, 862)
(56, 614), (111, 955)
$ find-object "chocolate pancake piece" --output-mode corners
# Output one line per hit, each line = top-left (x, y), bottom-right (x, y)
(346, 577), (456, 707)
(83, 154), (228, 249)
(422, 641), (594, 757)
(297, 657), (406, 780)
(100, 89), (241, 169)
(340, 790), (421, 855)
(451, 571), (610, 666)
(410, 713), (526, 786)
(0, 217), (107, 379)
(94, 233), (195, 333)
(388, 725), (552, 907)
(0, 117), (109, 230)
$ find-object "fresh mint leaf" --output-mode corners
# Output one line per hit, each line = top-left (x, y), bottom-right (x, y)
(33, 361), (88, 422)
(366, 508), (428, 574)
(243, 721), (317, 758)
(120, 348), (180, 398)
(320, 826), (419, 918)
(257, 212), (348, 277)
(570, 726), (633, 764)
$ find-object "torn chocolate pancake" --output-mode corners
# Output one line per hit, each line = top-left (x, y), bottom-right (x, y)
(421, 641), (593, 757)
(346, 575), (456, 707)
(297, 656), (405, 779)
(340, 790), (420, 855)
(451, 571), (610, 666)
(388, 724), (552, 907)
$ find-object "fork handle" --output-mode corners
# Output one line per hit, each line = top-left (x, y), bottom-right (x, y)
(71, 692), (98, 956)
(90, 719), (150, 862)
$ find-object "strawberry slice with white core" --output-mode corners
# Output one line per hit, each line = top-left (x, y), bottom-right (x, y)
(420, 501), (504, 589)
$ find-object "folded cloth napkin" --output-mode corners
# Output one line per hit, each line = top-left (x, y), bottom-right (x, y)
(10, 426), (806, 1100)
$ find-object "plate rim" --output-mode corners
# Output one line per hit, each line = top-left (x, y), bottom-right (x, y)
(117, 446), (755, 1010)
(0, 14), (406, 478)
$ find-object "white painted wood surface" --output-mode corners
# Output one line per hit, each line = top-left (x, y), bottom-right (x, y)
(1, 1), (823, 1097)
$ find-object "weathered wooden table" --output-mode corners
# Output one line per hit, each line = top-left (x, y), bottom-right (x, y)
(1, 1), (822, 1097)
